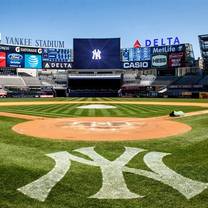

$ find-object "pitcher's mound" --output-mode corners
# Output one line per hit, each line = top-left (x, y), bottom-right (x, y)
(12, 117), (192, 141)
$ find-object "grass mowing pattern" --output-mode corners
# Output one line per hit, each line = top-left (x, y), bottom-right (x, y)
(0, 114), (208, 208)
(1, 97), (208, 102)
(0, 98), (208, 208)
(0, 103), (206, 118)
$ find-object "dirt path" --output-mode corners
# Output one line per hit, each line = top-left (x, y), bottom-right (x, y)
(0, 112), (44, 120)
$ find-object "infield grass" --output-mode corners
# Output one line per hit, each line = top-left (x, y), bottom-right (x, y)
(0, 103), (206, 118)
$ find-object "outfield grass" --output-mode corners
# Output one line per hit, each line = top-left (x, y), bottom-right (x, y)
(0, 97), (208, 103)
(0, 99), (208, 208)
(0, 103), (206, 118)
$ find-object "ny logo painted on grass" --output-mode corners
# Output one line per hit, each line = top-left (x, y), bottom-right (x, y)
(17, 147), (208, 202)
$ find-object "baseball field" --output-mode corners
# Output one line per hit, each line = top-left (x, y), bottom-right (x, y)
(0, 97), (208, 208)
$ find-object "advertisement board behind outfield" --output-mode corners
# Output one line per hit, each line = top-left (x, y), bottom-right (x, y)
(168, 52), (185, 67)
(151, 44), (185, 54)
(7, 53), (24, 68)
(151, 54), (167, 68)
(9, 46), (43, 54)
(25, 54), (42, 69)
(0, 52), (6, 67)
(123, 61), (150, 69)
(43, 62), (72, 69)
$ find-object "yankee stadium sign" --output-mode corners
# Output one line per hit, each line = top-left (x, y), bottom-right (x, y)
(1, 35), (65, 48)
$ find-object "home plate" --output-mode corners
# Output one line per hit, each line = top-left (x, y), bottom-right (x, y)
(77, 104), (117, 109)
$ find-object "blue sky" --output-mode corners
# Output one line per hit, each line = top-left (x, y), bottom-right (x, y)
(0, 0), (208, 57)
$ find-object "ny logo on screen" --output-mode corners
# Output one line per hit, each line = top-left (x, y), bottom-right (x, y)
(92, 49), (101, 60)
(17, 147), (208, 202)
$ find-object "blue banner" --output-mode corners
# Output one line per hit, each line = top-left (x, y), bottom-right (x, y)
(42, 48), (72, 62)
(122, 48), (151, 62)
(7, 53), (24, 68)
(24, 54), (42, 69)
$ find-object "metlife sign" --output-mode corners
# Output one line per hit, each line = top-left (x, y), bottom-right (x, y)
(151, 44), (185, 54)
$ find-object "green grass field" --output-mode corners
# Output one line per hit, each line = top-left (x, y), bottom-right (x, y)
(0, 103), (206, 118)
(0, 98), (208, 208)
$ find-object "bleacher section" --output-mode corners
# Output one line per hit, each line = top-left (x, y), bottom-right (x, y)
(173, 75), (203, 85)
(167, 74), (205, 97)
(152, 76), (178, 87)
(0, 76), (26, 88)
(22, 77), (42, 87)
(198, 75), (208, 86)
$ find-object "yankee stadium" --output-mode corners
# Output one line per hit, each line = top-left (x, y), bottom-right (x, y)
(0, 0), (208, 208)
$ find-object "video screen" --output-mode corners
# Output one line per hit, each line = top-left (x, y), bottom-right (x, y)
(73, 38), (121, 69)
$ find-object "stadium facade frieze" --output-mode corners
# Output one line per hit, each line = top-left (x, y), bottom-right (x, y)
(0, 39), (195, 70)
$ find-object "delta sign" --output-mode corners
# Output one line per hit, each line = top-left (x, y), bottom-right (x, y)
(134, 37), (181, 48)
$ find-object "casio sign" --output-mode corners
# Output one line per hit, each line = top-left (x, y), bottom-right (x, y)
(123, 61), (149, 69)
(152, 55), (167, 67)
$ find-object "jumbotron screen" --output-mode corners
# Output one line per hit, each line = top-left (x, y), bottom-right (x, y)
(73, 38), (121, 69)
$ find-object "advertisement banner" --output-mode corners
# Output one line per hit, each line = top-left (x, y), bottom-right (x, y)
(43, 62), (73, 69)
(151, 44), (185, 54)
(0, 52), (6, 67)
(9, 46), (42, 54)
(7, 53), (24, 68)
(151, 54), (167, 68)
(42, 48), (72, 62)
(168, 52), (185, 68)
(24, 54), (42, 69)
(123, 61), (150, 69)
(122, 48), (151, 62)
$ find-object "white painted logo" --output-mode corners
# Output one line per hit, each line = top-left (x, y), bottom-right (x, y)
(17, 147), (208, 202)
(92, 49), (101, 60)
